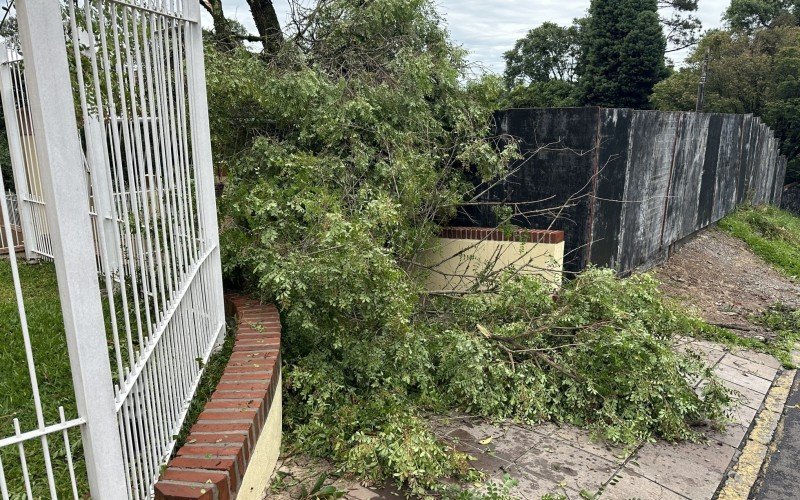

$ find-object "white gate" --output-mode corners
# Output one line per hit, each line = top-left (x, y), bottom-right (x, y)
(0, 0), (227, 497)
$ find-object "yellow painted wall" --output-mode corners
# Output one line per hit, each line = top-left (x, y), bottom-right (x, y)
(418, 237), (564, 292)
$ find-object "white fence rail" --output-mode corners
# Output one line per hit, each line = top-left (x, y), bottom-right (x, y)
(0, 191), (23, 253)
(0, 0), (226, 497)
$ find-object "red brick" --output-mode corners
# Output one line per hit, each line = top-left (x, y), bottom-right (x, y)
(168, 456), (241, 490)
(178, 445), (247, 475)
(159, 293), (281, 499)
(154, 481), (215, 500)
(197, 408), (258, 421)
(220, 365), (274, 375)
(216, 381), (272, 392)
(184, 433), (252, 461)
(204, 399), (264, 410)
(160, 469), (231, 500)
(212, 389), (269, 400)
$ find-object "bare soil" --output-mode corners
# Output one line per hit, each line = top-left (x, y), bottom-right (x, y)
(654, 227), (800, 341)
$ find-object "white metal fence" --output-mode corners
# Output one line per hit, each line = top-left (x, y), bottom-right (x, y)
(0, 0), (226, 497)
(0, 46), (52, 261)
(0, 191), (23, 253)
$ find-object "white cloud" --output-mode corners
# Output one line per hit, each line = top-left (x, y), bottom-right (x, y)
(213, 0), (731, 73)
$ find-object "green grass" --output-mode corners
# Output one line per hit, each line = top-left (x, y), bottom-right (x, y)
(174, 319), (235, 450)
(685, 315), (799, 368)
(713, 205), (800, 367)
(718, 204), (800, 278)
(0, 259), (88, 496)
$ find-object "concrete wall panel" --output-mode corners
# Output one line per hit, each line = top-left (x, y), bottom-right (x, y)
(489, 108), (786, 275)
(712, 114), (743, 222)
(617, 111), (682, 272)
(664, 113), (710, 244)
(589, 108), (633, 269)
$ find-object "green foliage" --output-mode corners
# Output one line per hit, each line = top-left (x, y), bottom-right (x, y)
(499, 80), (580, 109)
(577, 0), (668, 109)
(214, 0), (732, 494)
(503, 22), (581, 86)
(751, 305), (800, 367)
(719, 204), (800, 278)
(278, 270), (732, 493)
(725, 0), (800, 32)
(651, 16), (800, 183)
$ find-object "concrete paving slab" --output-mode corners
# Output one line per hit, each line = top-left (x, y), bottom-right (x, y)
(721, 379), (767, 410)
(511, 435), (617, 495)
(729, 350), (783, 371)
(596, 468), (688, 500)
(490, 425), (552, 463)
(627, 440), (737, 500)
(677, 340), (728, 367)
(493, 466), (580, 499)
(697, 421), (748, 449)
(446, 421), (507, 452)
(548, 424), (632, 465)
(445, 431), (513, 475)
(345, 484), (404, 500)
(719, 354), (780, 382)
(714, 359), (774, 395)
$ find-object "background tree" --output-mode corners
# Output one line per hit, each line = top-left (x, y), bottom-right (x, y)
(246, 0), (284, 53)
(577, 0), (668, 108)
(725, 0), (800, 32)
(660, 0), (703, 52)
(501, 20), (582, 108)
(651, 3), (800, 184)
(200, 0), (283, 53)
(503, 21), (580, 86)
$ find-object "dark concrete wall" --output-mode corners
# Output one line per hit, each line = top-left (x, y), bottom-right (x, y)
(481, 108), (787, 274)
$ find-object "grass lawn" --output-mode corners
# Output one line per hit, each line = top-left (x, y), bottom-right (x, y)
(719, 204), (800, 278)
(0, 259), (88, 496)
(716, 205), (800, 367)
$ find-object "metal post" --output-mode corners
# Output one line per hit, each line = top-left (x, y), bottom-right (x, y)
(14, 0), (128, 496)
(696, 48), (710, 113)
(0, 43), (35, 260)
(184, 0), (226, 346)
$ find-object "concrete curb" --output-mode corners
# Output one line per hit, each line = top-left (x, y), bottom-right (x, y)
(717, 351), (800, 500)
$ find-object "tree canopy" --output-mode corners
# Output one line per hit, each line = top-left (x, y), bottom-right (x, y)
(503, 21), (581, 86)
(652, 2), (800, 184)
(577, 0), (668, 108)
(725, 0), (800, 32)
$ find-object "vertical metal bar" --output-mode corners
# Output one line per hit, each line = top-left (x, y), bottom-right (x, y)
(58, 407), (80, 500)
(85, 118), (120, 276)
(12, 420), (32, 499)
(15, 0), (128, 496)
(0, 454), (9, 500)
(183, 0), (225, 345)
(0, 44), (35, 260)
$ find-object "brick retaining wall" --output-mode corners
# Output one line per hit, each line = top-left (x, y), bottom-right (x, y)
(154, 294), (281, 500)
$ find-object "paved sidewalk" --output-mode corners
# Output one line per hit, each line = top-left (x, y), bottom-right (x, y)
(344, 338), (785, 500)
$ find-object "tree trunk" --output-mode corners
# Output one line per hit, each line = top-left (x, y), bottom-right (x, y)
(205, 0), (238, 51)
(246, 0), (284, 54)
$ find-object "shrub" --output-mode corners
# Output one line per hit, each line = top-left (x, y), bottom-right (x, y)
(213, 0), (731, 494)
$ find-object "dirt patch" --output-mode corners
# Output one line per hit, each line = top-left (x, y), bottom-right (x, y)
(654, 227), (800, 341)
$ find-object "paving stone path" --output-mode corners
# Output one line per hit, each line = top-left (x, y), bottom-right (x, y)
(343, 338), (784, 500)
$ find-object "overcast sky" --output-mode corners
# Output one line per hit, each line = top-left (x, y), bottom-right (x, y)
(211, 0), (732, 73)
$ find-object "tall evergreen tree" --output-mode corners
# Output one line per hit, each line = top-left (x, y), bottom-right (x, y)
(577, 0), (668, 109)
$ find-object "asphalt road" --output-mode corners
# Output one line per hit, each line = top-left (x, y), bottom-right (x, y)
(752, 371), (800, 500)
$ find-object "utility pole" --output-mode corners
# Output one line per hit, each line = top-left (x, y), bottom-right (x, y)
(696, 48), (710, 113)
